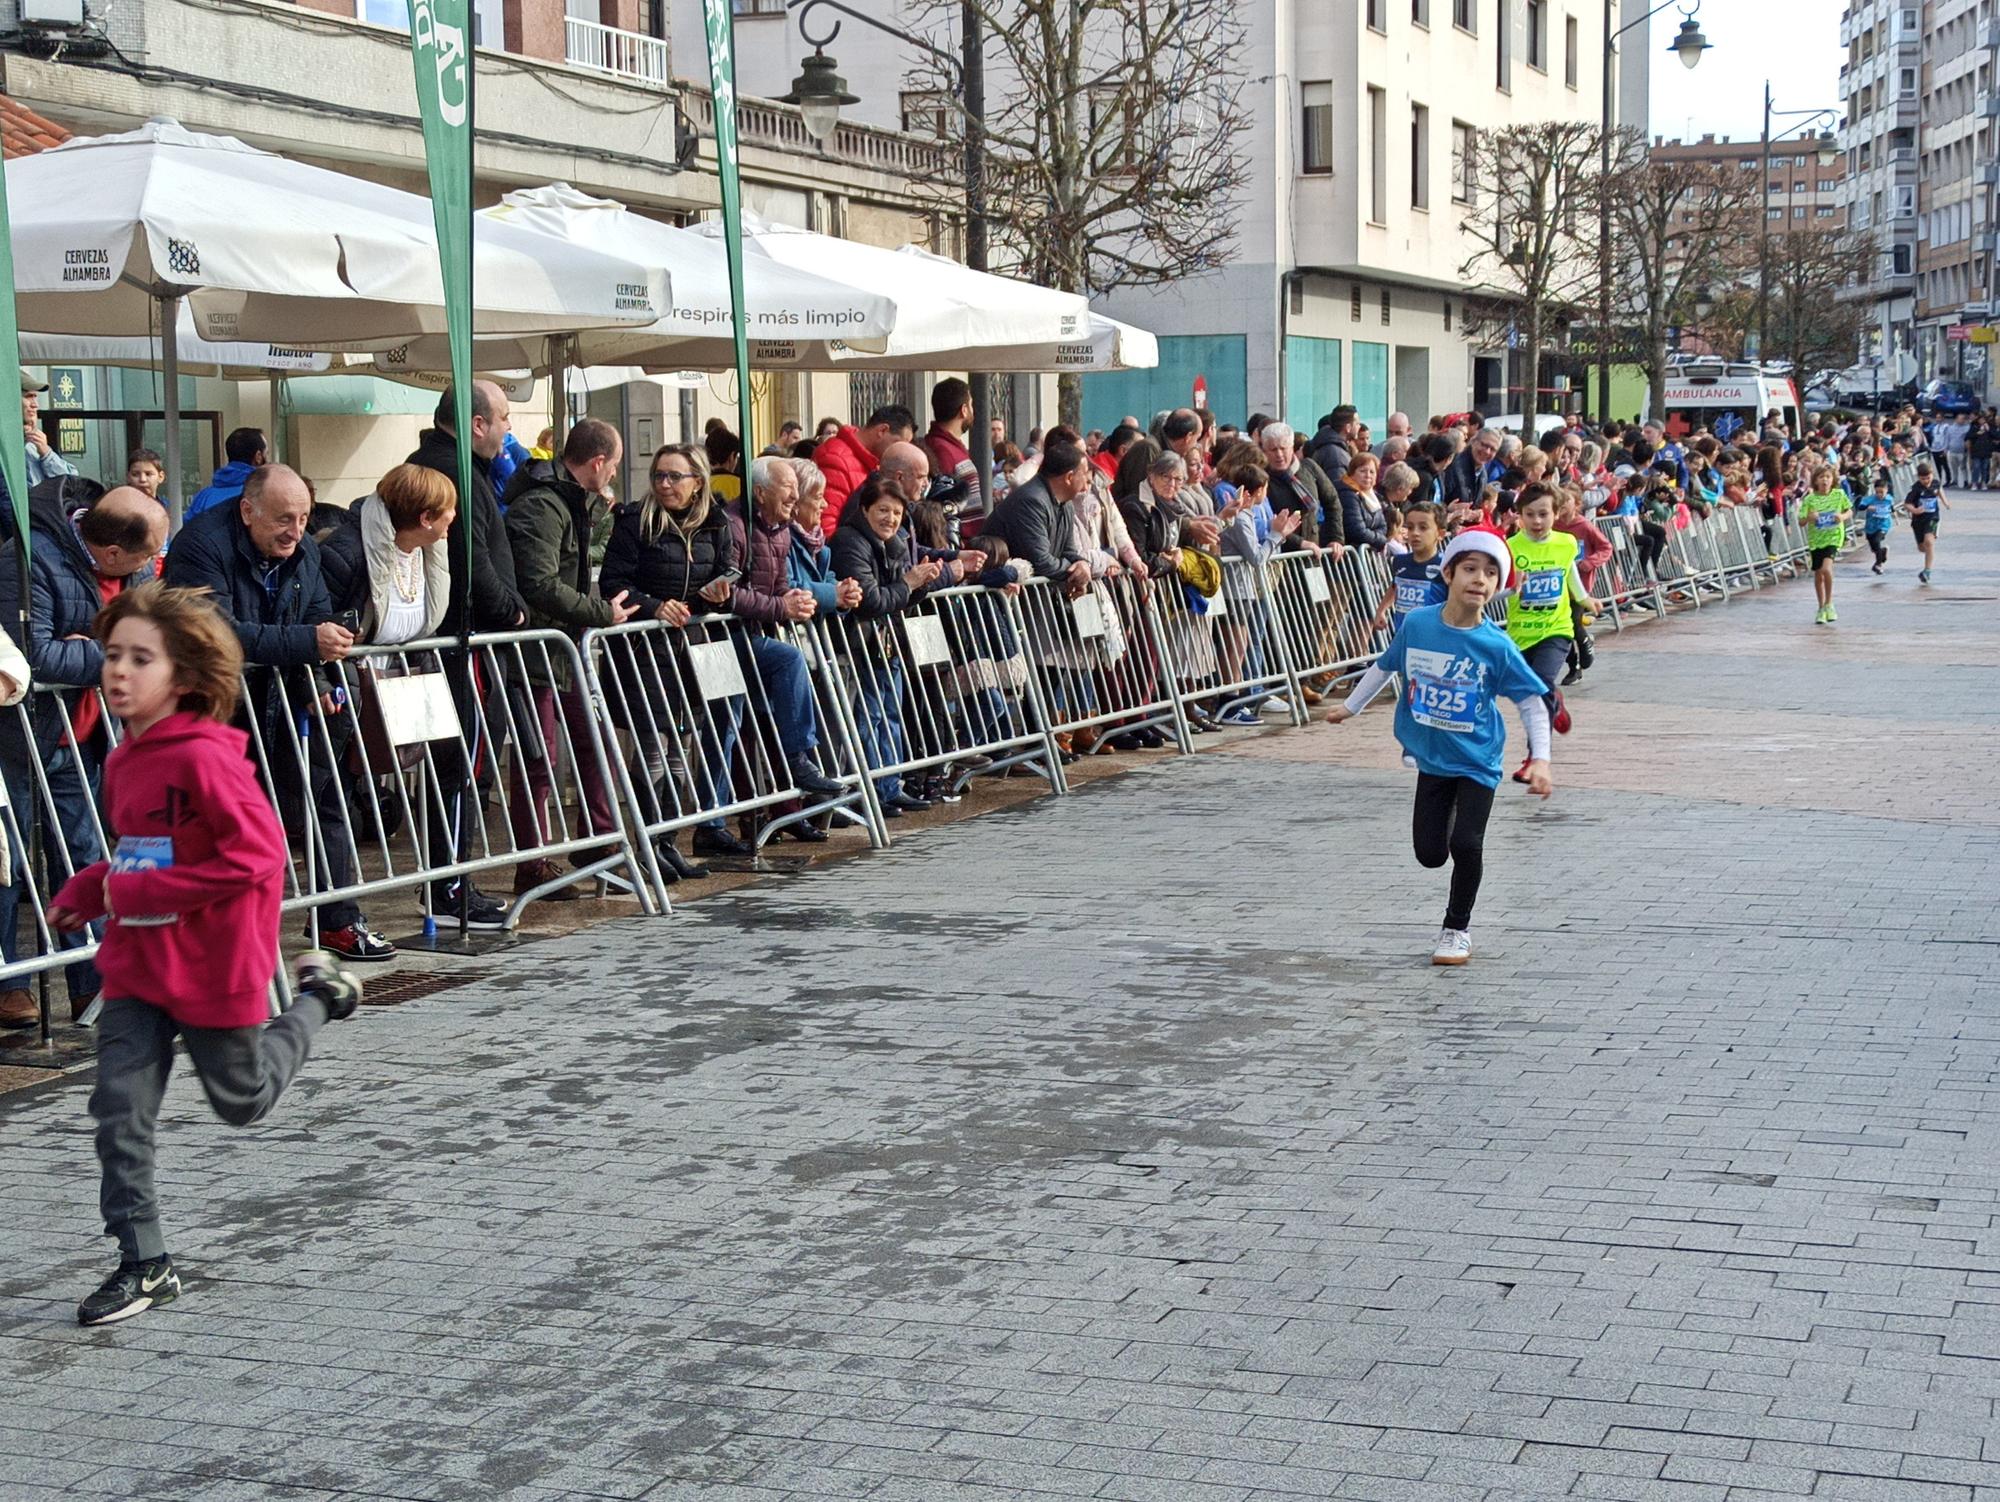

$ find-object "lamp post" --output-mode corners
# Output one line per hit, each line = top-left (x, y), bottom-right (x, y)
(783, 0), (994, 507)
(1757, 86), (1840, 371)
(1598, 0), (1710, 424)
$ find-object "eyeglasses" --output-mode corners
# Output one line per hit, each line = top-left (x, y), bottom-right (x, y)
(652, 469), (696, 483)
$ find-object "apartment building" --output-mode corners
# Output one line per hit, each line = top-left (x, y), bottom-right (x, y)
(1908, 0), (1996, 388)
(0, 0), (956, 496)
(707, 0), (1650, 430)
(1650, 131), (1847, 239)
(1837, 0), (1926, 386)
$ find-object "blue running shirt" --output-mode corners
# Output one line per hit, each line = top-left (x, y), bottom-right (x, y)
(1374, 605), (1551, 787)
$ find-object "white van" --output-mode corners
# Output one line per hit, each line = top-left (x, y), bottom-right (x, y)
(1653, 361), (1802, 442)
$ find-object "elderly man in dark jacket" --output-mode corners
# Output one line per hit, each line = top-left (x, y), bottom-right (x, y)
(164, 464), (394, 963)
(0, 480), (164, 1025)
(981, 437), (1093, 595)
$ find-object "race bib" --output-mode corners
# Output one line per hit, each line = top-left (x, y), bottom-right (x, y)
(1404, 647), (1481, 734)
(1395, 575), (1437, 613)
(110, 835), (178, 927)
(1813, 510), (1838, 529)
(1519, 569), (1564, 607)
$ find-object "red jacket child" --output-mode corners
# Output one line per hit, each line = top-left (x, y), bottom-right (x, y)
(54, 712), (288, 1029)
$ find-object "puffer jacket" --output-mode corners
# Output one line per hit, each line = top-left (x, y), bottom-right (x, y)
(1116, 490), (1180, 581)
(597, 499), (738, 618)
(829, 515), (922, 621)
(816, 426), (879, 520)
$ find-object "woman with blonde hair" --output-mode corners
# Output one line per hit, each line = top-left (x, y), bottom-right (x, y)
(320, 462), (457, 645)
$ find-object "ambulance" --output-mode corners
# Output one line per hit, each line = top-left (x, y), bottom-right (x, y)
(1653, 359), (1803, 444)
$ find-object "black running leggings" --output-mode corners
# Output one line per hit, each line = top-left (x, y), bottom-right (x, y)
(1413, 773), (1497, 932)
(1635, 520), (1668, 574)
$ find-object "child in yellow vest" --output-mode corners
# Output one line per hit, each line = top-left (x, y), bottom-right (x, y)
(1504, 483), (1592, 780)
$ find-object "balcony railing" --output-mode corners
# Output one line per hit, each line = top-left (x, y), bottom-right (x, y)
(564, 15), (671, 90)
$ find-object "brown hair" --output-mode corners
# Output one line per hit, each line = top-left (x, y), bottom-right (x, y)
(94, 583), (243, 723)
(1345, 451), (1379, 479)
(1517, 480), (1560, 511)
(376, 462), (458, 532)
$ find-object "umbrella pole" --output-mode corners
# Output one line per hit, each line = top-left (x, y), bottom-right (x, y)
(159, 294), (185, 528)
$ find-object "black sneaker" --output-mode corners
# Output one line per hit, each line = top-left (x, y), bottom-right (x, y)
(424, 884), (509, 931)
(317, 925), (398, 963)
(691, 826), (754, 858)
(78, 1255), (179, 1327)
(294, 951), (362, 1021)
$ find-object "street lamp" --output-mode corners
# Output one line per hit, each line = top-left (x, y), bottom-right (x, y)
(782, 53), (857, 144)
(1758, 84), (1840, 370)
(1598, 0), (1713, 425)
(780, 0), (997, 502)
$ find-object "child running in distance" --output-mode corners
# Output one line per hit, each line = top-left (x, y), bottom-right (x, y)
(1800, 463), (1851, 625)
(1373, 501), (1446, 638)
(1504, 483), (1592, 776)
(48, 585), (360, 1327)
(1328, 529), (1553, 967)
(1862, 471), (1897, 575)
(1905, 461), (1950, 583)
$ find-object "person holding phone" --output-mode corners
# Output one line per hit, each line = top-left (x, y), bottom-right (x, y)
(499, 421), (638, 900)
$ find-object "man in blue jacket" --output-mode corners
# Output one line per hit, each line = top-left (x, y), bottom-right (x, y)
(183, 427), (269, 522)
(163, 465), (395, 963)
(0, 481), (164, 1026)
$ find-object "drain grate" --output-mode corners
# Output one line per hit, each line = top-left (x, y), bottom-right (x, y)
(356, 969), (481, 1008)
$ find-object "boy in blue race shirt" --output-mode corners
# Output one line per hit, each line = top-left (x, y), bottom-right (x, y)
(1862, 472), (1896, 574)
(1371, 500), (1446, 638)
(1328, 528), (1553, 968)
(1904, 461), (1950, 583)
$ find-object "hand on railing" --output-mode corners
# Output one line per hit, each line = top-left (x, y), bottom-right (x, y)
(1063, 560), (1092, 599)
(834, 578), (863, 611)
(654, 598), (693, 627)
(607, 589), (640, 625)
(781, 589), (817, 622)
(315, 623), (355, 662)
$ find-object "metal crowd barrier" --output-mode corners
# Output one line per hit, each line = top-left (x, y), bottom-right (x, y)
(259, 628), (665, 932)
(0, 503), (1861, 1031)
(1265, 546), (1394, 693)
(816, 579), (1064, 801)
(579, 611), (886, 895)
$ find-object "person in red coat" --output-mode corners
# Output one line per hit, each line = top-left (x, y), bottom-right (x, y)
(50, 584), (358, 1327)
(819, 403), (918, 524)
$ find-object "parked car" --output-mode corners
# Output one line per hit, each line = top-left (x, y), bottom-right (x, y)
(1916, 379), (1981, 415)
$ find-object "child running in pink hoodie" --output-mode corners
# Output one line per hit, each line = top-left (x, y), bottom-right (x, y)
(50, 584), (359, 1327)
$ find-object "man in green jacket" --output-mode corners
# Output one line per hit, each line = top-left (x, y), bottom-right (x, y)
(500, 418), (637, 900)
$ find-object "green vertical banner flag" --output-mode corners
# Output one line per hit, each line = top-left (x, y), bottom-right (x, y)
(0, 154), (30, 584)
(408, 0), (477, 635)
(699, 0), (756, 506)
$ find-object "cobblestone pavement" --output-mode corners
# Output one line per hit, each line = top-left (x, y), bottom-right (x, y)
(0, 499), (1997, 1501)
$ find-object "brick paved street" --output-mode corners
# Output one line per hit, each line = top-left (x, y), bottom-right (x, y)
(0, 501), (1997, 1501)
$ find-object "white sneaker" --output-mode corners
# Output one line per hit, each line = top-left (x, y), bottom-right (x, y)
(1431, 928), (1472, 966)
(1260, 696), (1292, 715)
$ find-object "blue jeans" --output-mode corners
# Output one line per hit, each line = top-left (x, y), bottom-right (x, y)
(850, 656), (908, 801)
(1974, 455), (1990, 488)
(701, 634), (821, 830)
(963, 684), (1010, 746)
(0, 741), (104, 998)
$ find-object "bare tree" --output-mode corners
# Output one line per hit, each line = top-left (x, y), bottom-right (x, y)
(903, 0), (1248, 421)
(1604, 133), (1763, 420)
(1458, 121), (1605, 423)
(1758, 228), (1874, 388)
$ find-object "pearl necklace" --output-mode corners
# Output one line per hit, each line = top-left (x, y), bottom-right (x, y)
(391, 546), (424, 604)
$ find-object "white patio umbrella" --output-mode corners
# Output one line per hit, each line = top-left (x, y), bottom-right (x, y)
(20, 301), (332, 379)
(354, 185), (902, 376)
(4, 120), (669, 517)
(678, 222), (1093, 368)
(828, 301), (1159, 373)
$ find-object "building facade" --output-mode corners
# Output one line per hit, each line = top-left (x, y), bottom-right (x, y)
(1837, 0), (1926, 390)
(1907, 0), (1997, 391)
(1649, 131), (1847, 240)
(704, 0), (1647, 431)
(0, 0), (958, 500)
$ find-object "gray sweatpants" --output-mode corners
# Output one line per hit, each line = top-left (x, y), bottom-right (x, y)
(90, 995), (328, 1263)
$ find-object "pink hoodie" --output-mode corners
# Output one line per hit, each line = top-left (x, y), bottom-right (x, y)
(55, 712), (287, 1029)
